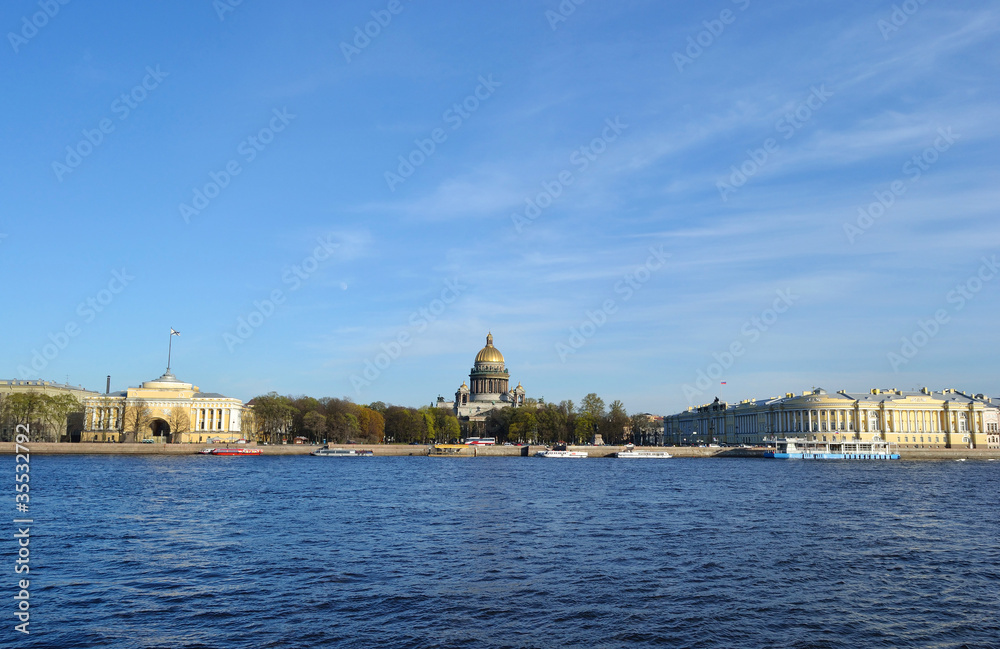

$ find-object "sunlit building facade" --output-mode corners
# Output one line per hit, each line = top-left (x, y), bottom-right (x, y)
(82, 370), (244, 444)
(666, 387), (1000, 449)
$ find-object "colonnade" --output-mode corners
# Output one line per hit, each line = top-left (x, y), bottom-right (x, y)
(89, 406), (122, 431)
(470, 377), (509, 395)
(195, 407), (236, 431)
(86, 405), (239, 432)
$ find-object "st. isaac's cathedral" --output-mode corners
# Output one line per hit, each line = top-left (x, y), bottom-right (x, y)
(436, 333), (526, 423)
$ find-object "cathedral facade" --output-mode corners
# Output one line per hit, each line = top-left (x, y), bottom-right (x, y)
(437, 333), (526, 422)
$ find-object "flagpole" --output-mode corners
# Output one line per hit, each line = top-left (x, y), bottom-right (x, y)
(167, 328), (181, 373)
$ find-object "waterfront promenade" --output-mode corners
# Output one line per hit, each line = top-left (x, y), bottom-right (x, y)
(3, 442), (999, 460)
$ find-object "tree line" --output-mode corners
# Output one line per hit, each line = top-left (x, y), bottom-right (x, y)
(483, 393), (660, 446)
(243, 393), (464, 445)
(0, 391), (83, 442)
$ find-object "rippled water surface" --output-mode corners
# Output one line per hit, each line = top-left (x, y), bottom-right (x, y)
(14, 455), (1000, 648)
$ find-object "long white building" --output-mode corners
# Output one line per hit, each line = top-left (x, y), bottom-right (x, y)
(665, 387), (1000, 449)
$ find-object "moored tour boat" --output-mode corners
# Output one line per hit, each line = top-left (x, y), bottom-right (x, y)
(615, 450), (673, 459)
(535, 449), (588, 458)
(310, 447), (374, 457)
(209, 447), (263, 456)
(535, 441), (587, 458)
(764, 437), (899, 460)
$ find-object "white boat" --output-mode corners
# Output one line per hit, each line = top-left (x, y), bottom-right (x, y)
(535, 450), (588, 458)
(615, 450), (673, 459)
(197, 448), (215, 455)
(765, 436), (899, 460)
(310, 447), (374, 457)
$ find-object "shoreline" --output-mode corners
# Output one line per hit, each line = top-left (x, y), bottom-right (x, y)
(2, 442), (999, 460)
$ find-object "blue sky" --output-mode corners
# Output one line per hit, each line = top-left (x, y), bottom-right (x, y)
(2, 1), (998, 415)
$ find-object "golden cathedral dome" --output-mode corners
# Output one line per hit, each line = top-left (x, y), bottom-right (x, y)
(474, 332), (505, 364)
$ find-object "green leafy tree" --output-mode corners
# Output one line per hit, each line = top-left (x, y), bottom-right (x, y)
(485, 407), (515, 442)
(440, 413), (461, 443)
(581, 393), (606, 420)
(600, 399), (630, 445)
(420, 408), (437, 443)
(508, 407), (537, 443)
(302, 410), (327, 443)
(574, 414), (597, 445)
(249, 392), (297, 444)
(356, 406), (385, 443)
(536, 403), (569, 444)
(427, 407), (461, 443)
(4, 392), (46, 431)
(384, 406), (426, 443)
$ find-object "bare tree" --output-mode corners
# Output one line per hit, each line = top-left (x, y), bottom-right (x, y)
(165, 407), (191, 440)
(122, 399), (152, 443)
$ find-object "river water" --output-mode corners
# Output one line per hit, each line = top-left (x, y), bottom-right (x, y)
(13, 455), (1000, 648)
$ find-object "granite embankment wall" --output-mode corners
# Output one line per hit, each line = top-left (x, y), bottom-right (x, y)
(2, 443), (999, 460)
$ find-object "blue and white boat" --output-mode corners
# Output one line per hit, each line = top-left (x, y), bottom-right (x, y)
(764, 436), (899, 460)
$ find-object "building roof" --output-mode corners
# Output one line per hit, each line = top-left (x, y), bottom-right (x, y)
(1, 379), (98, 394)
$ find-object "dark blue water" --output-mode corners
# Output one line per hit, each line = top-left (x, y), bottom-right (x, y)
(10, 455), (1000, 648)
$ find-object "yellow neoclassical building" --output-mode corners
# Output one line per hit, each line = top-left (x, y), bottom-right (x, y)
(82, 370), (244, 444)
(666, 387), (1000, 449)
